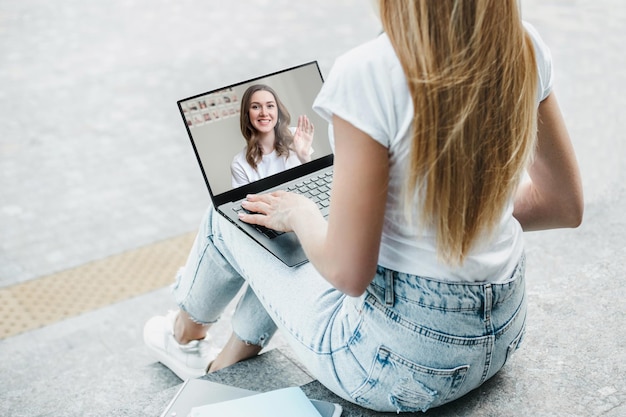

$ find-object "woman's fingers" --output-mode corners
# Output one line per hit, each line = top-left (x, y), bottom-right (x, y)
(241, 191), (286, 215)
(239, 191), (297, 232)
(241, 194), (269, 214)
(297, 115), (314, 134)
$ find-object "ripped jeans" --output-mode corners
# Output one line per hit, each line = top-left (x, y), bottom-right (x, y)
(172, 205), (527, 412)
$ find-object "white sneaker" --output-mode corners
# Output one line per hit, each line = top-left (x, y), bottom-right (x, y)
(143, 311), (219, 380)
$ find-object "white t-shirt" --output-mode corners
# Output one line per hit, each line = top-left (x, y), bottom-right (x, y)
(312, 22), (553, 283)
(231, 148), (301, 188)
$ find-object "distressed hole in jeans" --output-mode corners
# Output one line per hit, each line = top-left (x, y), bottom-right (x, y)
(352, 346), (469, 413)
(390, 377), (437, 413)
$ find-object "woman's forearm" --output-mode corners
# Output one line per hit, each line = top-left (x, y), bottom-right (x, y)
(513, 93), (584, 232)
(513, 179), (582, 231)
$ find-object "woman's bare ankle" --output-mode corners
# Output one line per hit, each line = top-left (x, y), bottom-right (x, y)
(207, 333), (262, 373)
(174, 310), (210, 344)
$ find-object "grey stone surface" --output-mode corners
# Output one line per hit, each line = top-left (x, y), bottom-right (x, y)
(202, 348), (315, 392)
(1, 0), (625, 416)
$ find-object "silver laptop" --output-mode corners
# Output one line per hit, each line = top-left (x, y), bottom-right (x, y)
(178, 61), (332, 267)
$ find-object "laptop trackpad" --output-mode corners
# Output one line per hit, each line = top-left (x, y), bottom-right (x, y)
(270, 230), (308, 267)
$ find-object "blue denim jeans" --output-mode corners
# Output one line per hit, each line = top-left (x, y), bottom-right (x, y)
(172, 205), (527, 412)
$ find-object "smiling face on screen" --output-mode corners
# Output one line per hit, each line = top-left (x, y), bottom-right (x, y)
(248, 90), (278, 136)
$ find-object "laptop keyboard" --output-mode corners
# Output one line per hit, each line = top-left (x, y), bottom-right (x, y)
(287, 171), (333, 217)
(233, 170), (333, 239)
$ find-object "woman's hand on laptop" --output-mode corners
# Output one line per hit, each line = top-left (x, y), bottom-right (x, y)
(239, 191), (320, 233)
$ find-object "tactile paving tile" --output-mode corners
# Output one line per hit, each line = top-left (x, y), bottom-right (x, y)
(0, 232), (196, 339)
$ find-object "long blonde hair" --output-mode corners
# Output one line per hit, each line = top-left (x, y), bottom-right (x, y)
(379, 0), (538, 265)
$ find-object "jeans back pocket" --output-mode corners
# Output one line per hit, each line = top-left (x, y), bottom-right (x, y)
(351, 346), (470, 413)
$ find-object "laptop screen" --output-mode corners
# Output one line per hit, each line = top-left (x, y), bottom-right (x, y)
(177, 61), (332, 204)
